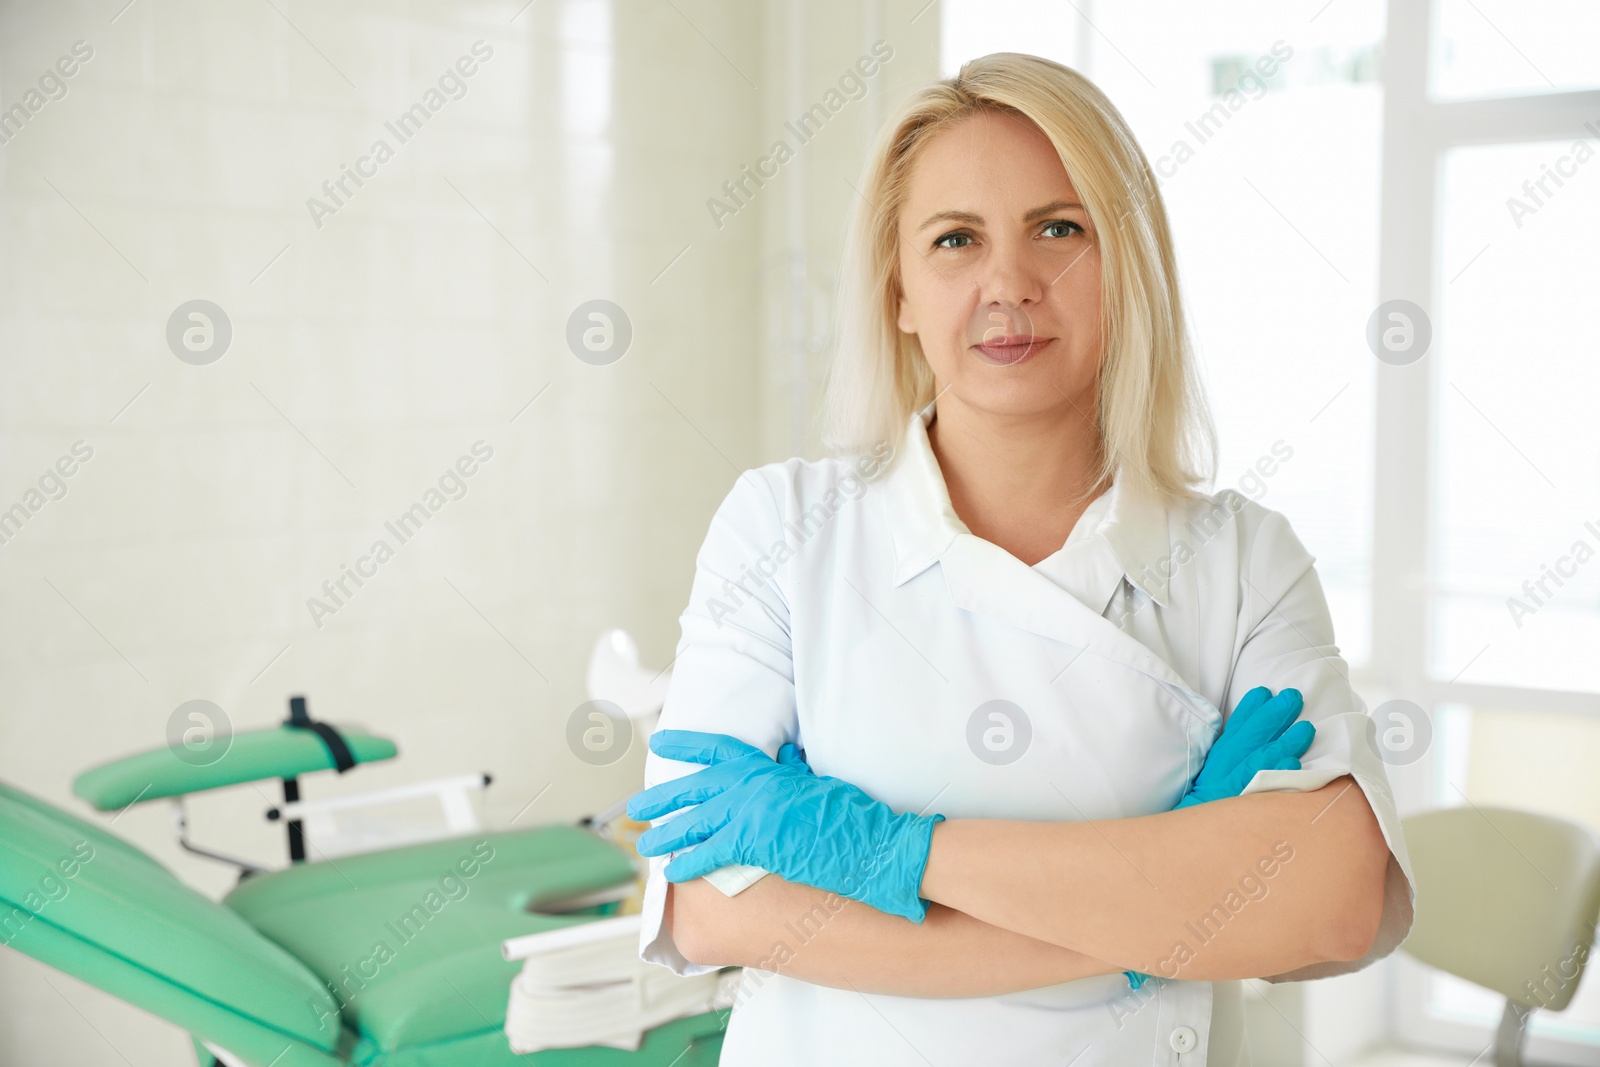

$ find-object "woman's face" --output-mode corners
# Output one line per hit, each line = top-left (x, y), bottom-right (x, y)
(896, 109), (1103, 420)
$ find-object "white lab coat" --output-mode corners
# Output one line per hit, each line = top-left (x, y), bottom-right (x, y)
(638, 401), (1415, 1066)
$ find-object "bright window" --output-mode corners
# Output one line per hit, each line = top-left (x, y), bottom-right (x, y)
(1431, 0), (1600, 100)
(1432, 140), (1600, 693)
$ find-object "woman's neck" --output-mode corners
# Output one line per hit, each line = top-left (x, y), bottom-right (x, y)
(927, 394), (1109, 566)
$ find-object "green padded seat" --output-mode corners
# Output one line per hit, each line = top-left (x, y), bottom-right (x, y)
(72, 725), (399, 811)
(0, 781), (343, 1066)
(1, 782), (728, 1066)
(223, 826), (640, 1056)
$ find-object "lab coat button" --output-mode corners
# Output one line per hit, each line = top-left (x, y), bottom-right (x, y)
(1169, 1025), (1197, 1053)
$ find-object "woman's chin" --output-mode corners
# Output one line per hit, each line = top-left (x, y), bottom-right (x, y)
(936, 379), (1090, 419)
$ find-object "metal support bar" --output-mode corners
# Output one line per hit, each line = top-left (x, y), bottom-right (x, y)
(1494, 999), (1532, 1067)
(283, 776), (305, 864)
(170, 799), (266, 877)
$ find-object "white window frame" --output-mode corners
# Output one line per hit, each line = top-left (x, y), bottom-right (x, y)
(1364, 0), (1600, 1062)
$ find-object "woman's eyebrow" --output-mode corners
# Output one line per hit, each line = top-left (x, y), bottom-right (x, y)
(915, 200), (1085, 232)
(1023, 199), (1083, 222)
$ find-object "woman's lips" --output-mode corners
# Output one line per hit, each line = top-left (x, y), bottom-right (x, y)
(972, 336), (1051, 365)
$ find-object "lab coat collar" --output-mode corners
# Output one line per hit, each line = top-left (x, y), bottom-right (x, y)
(882, 400), (1174, 610)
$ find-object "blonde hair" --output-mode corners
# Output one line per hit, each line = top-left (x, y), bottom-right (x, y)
(818, 52), (1216, 507)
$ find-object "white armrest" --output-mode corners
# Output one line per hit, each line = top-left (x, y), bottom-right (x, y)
(269, 773), (490, 821)
(265, 773), (491, 858)
(502, 914), (641, 961)
(499, 913), (737, 1056)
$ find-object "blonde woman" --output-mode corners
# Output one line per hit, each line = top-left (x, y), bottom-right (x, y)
(628, 52), (1415, 1066)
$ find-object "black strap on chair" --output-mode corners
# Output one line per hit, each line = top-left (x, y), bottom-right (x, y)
(284, 695), (355, 773)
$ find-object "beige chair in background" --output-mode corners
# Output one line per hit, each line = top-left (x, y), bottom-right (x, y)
(1400, 806), (1600, 1066)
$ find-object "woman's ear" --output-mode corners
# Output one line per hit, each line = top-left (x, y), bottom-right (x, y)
(896, 292), (915, 335)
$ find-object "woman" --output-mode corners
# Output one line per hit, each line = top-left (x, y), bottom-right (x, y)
(627, 52), (1414, 1066)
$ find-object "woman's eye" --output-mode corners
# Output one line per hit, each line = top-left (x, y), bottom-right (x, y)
(1042, 220), (1083, 239)
(933, 231), (972, 250)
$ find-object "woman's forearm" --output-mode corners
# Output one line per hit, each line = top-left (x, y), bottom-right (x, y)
(668, 873), (1123, 998)
(918, 775), (1390, 980)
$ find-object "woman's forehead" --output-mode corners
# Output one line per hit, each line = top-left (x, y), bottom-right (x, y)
(903, 111), (1080, 222)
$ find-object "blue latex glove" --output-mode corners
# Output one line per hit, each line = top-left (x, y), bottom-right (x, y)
(628, 730), (945, 923)
(1175, 686), (1312, 809)
(1124, 686), (1314, 992)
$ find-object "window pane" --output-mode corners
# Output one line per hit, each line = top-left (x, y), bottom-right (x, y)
(1431, 0), (1600, 101)
(1081, 0), (1386, 666)
(939, 0), (1084, 78)
(1431, 141), (1600, 691)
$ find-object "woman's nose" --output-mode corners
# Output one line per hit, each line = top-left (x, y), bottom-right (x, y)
(974, 238), (1045, 309)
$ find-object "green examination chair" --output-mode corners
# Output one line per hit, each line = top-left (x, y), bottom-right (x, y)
(0, 702), (728, 1066)
(1400, 805), (1600, 1067)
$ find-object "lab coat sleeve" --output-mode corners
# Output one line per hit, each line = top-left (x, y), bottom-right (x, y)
(638, 466), (800, 976)
(1224, 504), (1416, 983)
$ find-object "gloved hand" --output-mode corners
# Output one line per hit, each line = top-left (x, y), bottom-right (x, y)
(1176, 686), (1312, 809)
(1124, 686), (1314, 992)
(628, 730), (945, 923)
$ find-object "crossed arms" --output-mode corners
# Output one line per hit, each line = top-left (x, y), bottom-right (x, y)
(668, 774), (1389, 998)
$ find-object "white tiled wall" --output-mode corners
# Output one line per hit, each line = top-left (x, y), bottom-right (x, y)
(0, 0), (937, 1061)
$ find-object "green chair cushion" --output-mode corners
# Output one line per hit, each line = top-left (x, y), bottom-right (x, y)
(224, 825), (640, 1054)
(0, 781), (342, 1056)
(72, 725), (399, 811)
(4, 784), (726, 1066)
(0, 778), (170, 876)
